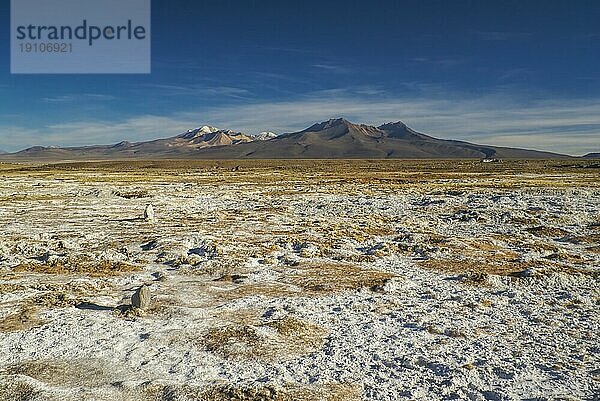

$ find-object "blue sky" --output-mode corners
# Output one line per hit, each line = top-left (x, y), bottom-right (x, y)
(1, 0), (599, 154)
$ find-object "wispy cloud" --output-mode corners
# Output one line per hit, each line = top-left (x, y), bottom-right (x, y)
(253, 45), (316, 54)
(408, 57), (465, 67)
(475, 31), (534, 41)
(0, 116), (197, 151)
(576, 33), (600, 40)
(308, 86), (387, 97)
(41, 96), (76, 103)
(139, 83), (251, 98)
(41, 94), (116, 103)
(311, 64), (353, 74)
(83, 94), (117, 101)
(2, 92), (599, 155)
(497, 68), (533, 82)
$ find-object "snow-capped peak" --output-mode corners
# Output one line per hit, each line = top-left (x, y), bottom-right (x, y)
(179, 125), (220, 139)
(254, 131), (278, 140)
(198, 125), (219, 134)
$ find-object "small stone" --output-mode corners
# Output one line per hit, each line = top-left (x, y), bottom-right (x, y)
(214, 274), (247, 284)
(144, 204), (155, 221)
(510, 267), (542, 278)
(151, 271), (167, 281)
(132, 285), (150, 309)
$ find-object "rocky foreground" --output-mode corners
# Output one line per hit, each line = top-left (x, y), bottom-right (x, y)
(0, 160), (598, 400)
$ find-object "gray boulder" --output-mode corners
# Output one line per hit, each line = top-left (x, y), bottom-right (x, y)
(131, 285), (151, 309)
(144, 204), (155, 221)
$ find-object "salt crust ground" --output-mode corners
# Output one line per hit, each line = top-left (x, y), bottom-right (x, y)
(0, 162), (598, 400)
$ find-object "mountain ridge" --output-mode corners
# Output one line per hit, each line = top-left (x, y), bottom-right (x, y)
(1, 118), (574, 160)
(203, 118), (568, 160)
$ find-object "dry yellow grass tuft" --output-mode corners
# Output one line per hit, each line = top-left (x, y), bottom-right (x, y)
(465, 238), (510, 253)
(526, 226), (570, 238)
(6, 359), (109, 387)
(266, 316), (327, 346)
(0, 305), (42, 332)
(212, 262), (397, 302)
(543, 250), (588, 265)
(203, 325), (265, 359)
(141, 382), (360, 401)
(324, 219), (396, 243)
(0, 193), (68, 204)
(568, 233), (600, 245)
(0, 379), (41, 401)
(210, 308), (262, 326)
(32, 291), (81, 308)
(203, 383), (360, 401)
(421, 258), (599, 279)
(0, 283), (26, 294)
(420, 258), (536, 277)
(15, 260), (141, 277)
(285, 262), (397, 293)
(203, 316), (327, 360)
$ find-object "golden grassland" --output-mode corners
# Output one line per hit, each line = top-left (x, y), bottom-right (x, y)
(1, 159), (599, 187)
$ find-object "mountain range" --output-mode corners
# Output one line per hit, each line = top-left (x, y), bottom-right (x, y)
(1, 118), (573, 160)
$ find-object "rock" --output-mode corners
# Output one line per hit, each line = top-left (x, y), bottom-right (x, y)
(131, 285), (150, 309)
(510, 267), (542, 278)
(144, 204), (155, 221)
(151, 271), (167, 281)
(214, 274), (247, 284)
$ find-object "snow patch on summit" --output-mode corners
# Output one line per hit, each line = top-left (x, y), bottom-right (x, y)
(254, 132), (278, 141)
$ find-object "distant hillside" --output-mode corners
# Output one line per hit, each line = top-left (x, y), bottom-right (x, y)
(1, 118), (571, 160)
(182, 118), (569, 159)
(5, 126), (255, 160)
(583, 153), (600, 159)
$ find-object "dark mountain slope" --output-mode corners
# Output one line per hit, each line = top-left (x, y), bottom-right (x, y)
(1, 118), (571, 160)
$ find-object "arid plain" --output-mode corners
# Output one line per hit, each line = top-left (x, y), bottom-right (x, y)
(0, 160), (598, 400)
